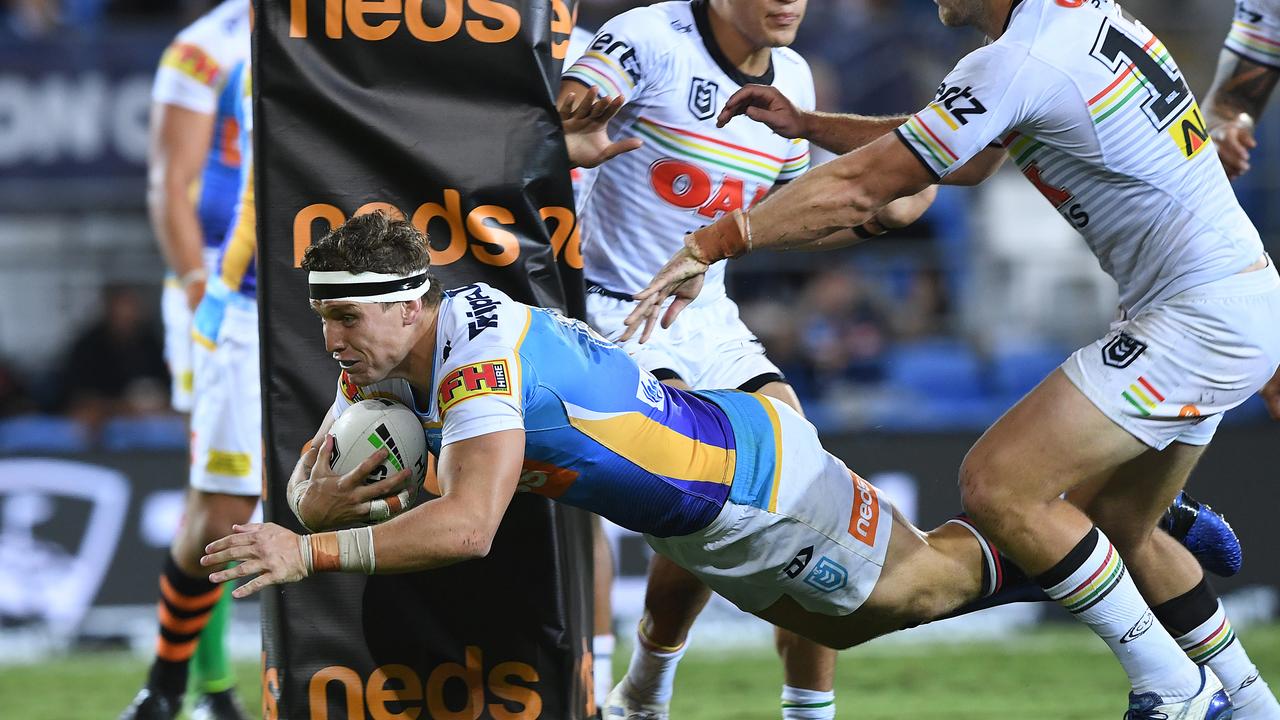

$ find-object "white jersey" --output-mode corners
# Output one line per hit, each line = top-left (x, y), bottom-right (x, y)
(1226, 0), (1280, 68)
(895, 0), (1263, 314)
(565, 0), (814, 302)
(151, 0), (250, 114)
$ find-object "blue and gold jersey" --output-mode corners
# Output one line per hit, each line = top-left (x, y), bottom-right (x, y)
(195, 60), (244, 251)
(213, 61), (255, 299)
(333, 283), (784, 537)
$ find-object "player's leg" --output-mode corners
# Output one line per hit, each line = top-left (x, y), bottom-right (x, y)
(958, 369), (1216, 706)
(1074, 442), (1279, 718)
(756, 380), (837, 720)
(122, 300), (260, 720)
(591, 515), (616, 715)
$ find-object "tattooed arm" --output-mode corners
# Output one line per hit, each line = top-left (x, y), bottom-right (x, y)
(1203, 50), (1280, 179)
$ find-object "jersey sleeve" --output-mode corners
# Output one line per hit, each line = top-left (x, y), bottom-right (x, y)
(151, 40), (226, 114)
(562, 8), (675, 103)
(433, 305), (529, 447)
(1225, 0), (1280, 69)
(893, 44), (1045, 180)
(330, 371), (415, 419)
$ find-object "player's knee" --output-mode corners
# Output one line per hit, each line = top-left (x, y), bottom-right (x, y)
(958, 455), (1015, 523)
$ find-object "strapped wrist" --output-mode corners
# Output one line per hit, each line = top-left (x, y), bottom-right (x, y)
(179, 267), (208, 289)
(690, 208), (752, 263)
(302, 527), (376, 575)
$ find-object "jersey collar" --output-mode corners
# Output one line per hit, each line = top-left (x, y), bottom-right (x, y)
(691, 0), (775, 87)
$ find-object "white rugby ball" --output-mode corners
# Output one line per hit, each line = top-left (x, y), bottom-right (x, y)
(328, 398), (428, 520)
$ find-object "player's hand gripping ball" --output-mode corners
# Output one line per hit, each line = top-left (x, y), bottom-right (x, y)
(328, 399), (428, 522)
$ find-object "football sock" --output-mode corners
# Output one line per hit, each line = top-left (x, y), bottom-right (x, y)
(618, 621), (686, 707)
(593, 634), (614, 710)
(938, 516), (1047, 620)
(781, 685), (836, 720)
(191, 582), (236, 695)
(1154, 579), (1279, 713)
(1038, 527), (1201, 699)
(147, 555), (223, 699)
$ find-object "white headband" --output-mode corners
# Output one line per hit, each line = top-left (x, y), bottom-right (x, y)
(308, 270), (430, 303)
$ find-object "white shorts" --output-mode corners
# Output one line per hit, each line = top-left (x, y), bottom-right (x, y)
(647, 397), (894, 616)
(162, 279), (196, 413)
(161, 250), (220, 413)
(586, 289), (783, 390)
(1063, 259), (1280, 450)
(189, 282), (261, 496)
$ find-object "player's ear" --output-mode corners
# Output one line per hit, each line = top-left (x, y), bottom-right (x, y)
(401, 298), (424, 325)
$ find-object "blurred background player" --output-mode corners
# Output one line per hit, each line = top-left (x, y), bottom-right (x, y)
(623, 0), (1280, 716)
(123, 51), (257, 720)
(137, 1), (249, 718)
(559, 2), (931, 718)
(1206, 0), (1280, 181)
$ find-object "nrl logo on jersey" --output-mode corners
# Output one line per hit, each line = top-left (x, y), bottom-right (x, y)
(688, 77), (718, 121)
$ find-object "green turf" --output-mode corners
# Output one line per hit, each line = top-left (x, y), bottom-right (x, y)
(5, 624), (1278, 719)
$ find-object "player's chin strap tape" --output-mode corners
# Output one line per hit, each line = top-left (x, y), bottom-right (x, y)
(308, 270), (429, 303)
(300, 527), (376, 576)
(689, 208), (752, 263)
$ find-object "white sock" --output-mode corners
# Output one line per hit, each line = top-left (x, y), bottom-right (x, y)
(1176, 603), (1280, 716)
(593, 634), (615, 710)
(1040, 528), (1201, 699)
(781, 685), (835, 720)
(618, 627), (686, 708)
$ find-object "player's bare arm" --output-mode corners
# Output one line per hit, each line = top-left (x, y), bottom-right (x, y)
(1261, 368), (1280, 420)
(620, 133), (934, 341)
(205, 429), (525, 598)
(1203, 51), (1279, 179)
(717, 83), (909, 155)
(556, 78), (643, 169)
(147, 102), (216, 310)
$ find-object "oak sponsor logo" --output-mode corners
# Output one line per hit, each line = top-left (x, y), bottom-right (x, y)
(292, 198), (580, 270)
(307, 646), (542, 720)
(287, 0), (577, 56)
(649, 159), (768, 220)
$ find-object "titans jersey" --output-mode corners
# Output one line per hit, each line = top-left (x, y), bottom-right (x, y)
(895, 0), (1263, 314)
(332, 283), (786, 538)
(151, 0), (249, 251)
(1226, 0), (1280, 69)
(214, 62), (256, 300)
(564, 0), (814, 303)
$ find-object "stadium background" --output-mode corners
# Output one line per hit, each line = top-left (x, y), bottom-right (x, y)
(0, 0), (1277, 717)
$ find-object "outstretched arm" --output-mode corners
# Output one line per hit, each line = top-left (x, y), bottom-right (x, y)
(557, 78), (643, 168)
(717, 83), (909, 155)
(1203, 50), (1279, 179)
(203, 429), (525, 598)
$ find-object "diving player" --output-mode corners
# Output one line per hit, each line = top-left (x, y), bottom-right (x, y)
(624, 0), (1279, 716)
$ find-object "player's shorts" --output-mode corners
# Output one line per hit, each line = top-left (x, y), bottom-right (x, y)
(586, 285), (783, 391)
(1063, 257), (1280, 450)
(161, 249), (220, 413)
(189, 280), (261, 496)
(647, 395), (894, 617)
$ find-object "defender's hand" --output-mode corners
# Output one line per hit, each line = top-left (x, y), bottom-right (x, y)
(1262, 367), (1280, 420)
(620, 245), (708, 344)
(1212, 113), (1257, 180)
(717, 84), (807, 137)
(558, 85), (643, 169)
(202, 523), (305, 599)
(296, 434), (411, 531)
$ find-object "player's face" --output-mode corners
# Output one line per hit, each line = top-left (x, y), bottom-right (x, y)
(312, 300), (412, 384)
(935, 0), (984, 28)
(732, 0), (807, 48)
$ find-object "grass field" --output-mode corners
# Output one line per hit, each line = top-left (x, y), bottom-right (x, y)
(5, 624), (1279, 719)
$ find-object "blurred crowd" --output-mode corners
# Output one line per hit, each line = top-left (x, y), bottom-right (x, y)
(0, 0), (1275, 442)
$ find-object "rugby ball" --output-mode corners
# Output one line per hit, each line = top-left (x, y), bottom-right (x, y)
(328, 398), (428, 519)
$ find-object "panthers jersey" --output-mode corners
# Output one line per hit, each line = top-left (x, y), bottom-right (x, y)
(1226, 0), (1280, 68)
(332, 283), (787, 538)
(214, 61), (256, 300)
(564, 0), (814, 302)
(895, 0), (1263, 314)
(151, 0), (250, 251)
